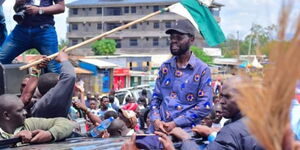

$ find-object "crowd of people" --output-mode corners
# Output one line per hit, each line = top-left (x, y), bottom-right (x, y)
(0, 0), (299, 149)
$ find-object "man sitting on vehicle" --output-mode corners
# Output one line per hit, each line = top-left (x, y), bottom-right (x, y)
(0, 94), (74, 145)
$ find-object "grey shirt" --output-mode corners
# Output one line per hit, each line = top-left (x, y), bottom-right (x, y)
(31, 61), (76, 118)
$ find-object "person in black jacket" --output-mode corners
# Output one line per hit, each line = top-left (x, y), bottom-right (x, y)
(189, 77), (264, 150)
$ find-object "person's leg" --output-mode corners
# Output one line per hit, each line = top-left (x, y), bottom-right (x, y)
(0, 6), (7, 47)
(33, 25), (61, 73)
(0, 25), (31, 64)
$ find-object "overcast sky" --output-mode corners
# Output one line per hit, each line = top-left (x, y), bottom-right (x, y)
(3, 0), (300, 41)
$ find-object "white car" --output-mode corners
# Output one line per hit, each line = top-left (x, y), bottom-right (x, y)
(115, 85), (153, 106)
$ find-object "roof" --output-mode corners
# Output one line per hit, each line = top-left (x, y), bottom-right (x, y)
(203, 47), (222, 57)
(75, 67), (93, 74)
(67, 0), (179, 7)
(213, 58), (239, 65)
(79, 59), (118, 69)
(15, 55), (43, 63)
(67, 0), (223, 8)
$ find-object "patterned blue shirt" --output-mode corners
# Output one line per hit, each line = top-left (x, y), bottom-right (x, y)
(150, 54), (213, 129)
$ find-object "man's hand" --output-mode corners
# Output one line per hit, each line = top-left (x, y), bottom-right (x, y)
(100, 130), (110, 138)
(74, 83), (84, 93)
(155, 131), (175, 150)
(163, 121), (176, 133)
(192, 125), (214, 137)
(25, 5), (39, 15)
(169, 127), (191, 141)
(30, 130), (53, 143)
(121, 133), (139, 150)
(14, 130), (32, 143)
(73, 101), (88, 112)
(154, 120), (167, 133)
(55, 51), (69, 63)
(36, 56), (51, 70)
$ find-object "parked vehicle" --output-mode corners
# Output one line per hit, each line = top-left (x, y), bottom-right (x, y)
(115, 85), (153, 106)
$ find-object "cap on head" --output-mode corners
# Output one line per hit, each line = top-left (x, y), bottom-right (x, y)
(165, 20), (195, 36)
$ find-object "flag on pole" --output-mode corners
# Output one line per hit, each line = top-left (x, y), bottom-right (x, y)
(168, 0), (226, 47)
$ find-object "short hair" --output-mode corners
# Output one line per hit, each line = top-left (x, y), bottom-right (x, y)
(104, 111), (118, 120)
(100, 96), (109, 102)
(37, 73), (59, 95)
(107, 118), (126, 137)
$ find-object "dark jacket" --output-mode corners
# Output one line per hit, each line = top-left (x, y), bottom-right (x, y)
(31, 61), (76, 118)
(205, 114), (264, 150)
(181, 113), (264, 150)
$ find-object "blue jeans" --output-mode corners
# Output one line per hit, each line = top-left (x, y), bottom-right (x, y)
(0, 5), (7, 47)
(0, 24), (61, 73)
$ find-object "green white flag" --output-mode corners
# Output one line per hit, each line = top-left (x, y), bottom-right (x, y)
(168, 0), (226, 46)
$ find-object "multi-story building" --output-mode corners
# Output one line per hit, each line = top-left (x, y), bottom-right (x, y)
(66, 0), (223, 55)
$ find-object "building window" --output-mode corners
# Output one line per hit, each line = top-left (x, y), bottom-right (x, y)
(72, 24), (78, 30)
(72, 39), (78, 45)
(146, 6), (149, 9)
(131, 6), (136, 13)
(153, 38), (159, 46)
(72, 8), (78, 15)
(82, 8), (85, 11)
(97, 8), (102, 14)
(124, 7), (129, 13)
(106, 23), (122, 31)
(131, 24), (137, 29)
(166, 38), (170, 45)
(165, 21), (171, 28)
(153, 22), (160, 29)
(106, 7), (122, 16)
(130, 38), (138, 46)
(97, 23), (102, 30)
(116, 39), (121, 48)
(153, 6), (159, 12)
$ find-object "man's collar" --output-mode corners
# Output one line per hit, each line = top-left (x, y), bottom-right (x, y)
(166, 54), (197, 69)
(0, 127), (12, 139)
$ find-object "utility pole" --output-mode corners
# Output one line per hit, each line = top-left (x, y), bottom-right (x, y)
(237, 31), (240, 60)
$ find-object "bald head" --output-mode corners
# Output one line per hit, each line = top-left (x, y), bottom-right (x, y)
(107, 118), (129, 137)
(220, 76), (250, 119)
(0, 94), (26, 133)
(0, 94), (23, 113)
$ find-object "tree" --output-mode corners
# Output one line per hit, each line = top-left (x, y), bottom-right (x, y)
(59, 39), (69, 50)
(220, 34), (240, 58)
(220, 24), (276, 57)
(25, 48), (40, 54)
(91, 39), (116, 55)
(190, 46), (213, 65)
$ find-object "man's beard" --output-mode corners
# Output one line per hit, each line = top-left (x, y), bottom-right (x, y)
(170, 44), (189, 56)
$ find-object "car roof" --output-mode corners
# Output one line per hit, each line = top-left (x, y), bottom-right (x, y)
(8, 137), (130, 150)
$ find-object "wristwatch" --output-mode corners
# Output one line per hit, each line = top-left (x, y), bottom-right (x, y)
(38, 8), (44, 15)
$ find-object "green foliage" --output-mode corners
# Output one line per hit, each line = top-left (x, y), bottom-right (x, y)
(25, 48), (40, 54)
(59, 39), (69, 50)
(91, 39), (116, 55)
(220, 24), (276, 57)
(190, 46), (213, 65)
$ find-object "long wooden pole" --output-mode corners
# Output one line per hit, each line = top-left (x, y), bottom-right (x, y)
(19, 7), (170, 70)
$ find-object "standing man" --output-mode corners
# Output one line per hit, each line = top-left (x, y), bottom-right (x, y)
(0, 0), (65, 73)
(0, 0), (6, 47)
(149, 20), (213, 133)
